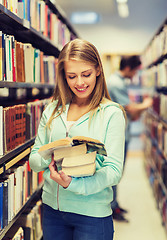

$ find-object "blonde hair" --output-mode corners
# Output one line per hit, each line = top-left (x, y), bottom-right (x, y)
(47, 38), (125, 127)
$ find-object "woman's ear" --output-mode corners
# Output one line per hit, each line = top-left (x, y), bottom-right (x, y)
(96, 67), (100, 76)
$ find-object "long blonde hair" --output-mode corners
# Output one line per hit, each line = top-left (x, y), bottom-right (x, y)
(47, 38), (125, 127)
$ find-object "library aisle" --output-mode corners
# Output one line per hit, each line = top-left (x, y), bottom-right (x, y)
(113, 148), (167, 240)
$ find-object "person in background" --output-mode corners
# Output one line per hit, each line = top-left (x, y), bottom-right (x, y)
(29, 39), (126, 240)
(107, 55), (153, 222)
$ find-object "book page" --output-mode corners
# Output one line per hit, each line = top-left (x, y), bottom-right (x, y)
(54, 143), (87, 162)
(62, 151), (96, 167)
(38, 138), (72, 160)
(62, 162), (96, 177)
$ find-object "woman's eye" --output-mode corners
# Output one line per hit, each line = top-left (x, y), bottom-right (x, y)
(68, 76), (75, 79)
(83, 73), (91, 78)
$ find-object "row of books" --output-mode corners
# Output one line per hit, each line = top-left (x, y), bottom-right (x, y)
(30, 0), (73, 49)
(0, 98), (50, 156)
(16, 200), (43, 240)
(6, 227), (24, 240)
(142, 24), (167, 67)
(0, 0), (74, 49)
(0, 31), (58, 83)
(141, 59), (167, 88)
(0, 158), (43, 231)
(144, 111), (167, 159)
(0, 104), (26, 155)
(151, 94), (167, 121)
(144, 134), (167, 186)
(26, 99), (50, 141)
(143, 137), (167, 232)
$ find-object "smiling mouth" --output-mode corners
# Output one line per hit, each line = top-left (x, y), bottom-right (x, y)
(75, 86), (88, 92)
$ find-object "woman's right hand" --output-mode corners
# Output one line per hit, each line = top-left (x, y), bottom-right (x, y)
(49, 160), (72, 188)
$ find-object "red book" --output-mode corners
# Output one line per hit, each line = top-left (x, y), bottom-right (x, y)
(5, 107), (10, 152)
(40, 51), (44, 84)
(15, 105), (20, 147)
(43, 4), (48, 37)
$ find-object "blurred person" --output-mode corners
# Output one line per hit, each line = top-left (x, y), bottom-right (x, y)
(107, 55), (153, 222)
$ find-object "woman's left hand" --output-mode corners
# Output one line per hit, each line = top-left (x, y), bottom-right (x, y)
(49, 160), (72, 188)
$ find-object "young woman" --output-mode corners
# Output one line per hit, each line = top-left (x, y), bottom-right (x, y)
(29, 38), (126, 240)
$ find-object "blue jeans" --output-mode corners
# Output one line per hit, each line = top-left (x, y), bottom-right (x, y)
(42, 204), (114, 240)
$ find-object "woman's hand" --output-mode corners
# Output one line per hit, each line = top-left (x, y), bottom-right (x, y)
(49, 160), (72, 188)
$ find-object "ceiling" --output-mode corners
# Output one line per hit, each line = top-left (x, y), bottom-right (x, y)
(55, 0), (167, 54)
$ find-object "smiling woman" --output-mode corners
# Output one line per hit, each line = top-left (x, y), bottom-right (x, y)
(29, 38), (126, 240)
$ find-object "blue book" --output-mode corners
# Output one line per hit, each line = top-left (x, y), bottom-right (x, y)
(2, 33), (6, 81)
(27, 0), (30, 21)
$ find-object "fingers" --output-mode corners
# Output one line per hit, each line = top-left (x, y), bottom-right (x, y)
(59, 171), (69, 181)
(59, 171), (72, 188)
(48, 161), (72, 188)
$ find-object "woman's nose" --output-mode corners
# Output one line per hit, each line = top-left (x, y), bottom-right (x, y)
(76, 76), (84, 86)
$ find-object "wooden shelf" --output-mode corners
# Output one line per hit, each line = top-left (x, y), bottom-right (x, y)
(0, 137), (35, 171)
(145, 53), (167, 69)
(0, 81), (55, 89)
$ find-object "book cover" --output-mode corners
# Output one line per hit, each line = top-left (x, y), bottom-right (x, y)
(8, 35), (13, 82)
(8, 172), (15, 222)
(0, 106), (3, 156)
(0, 182), (4, 230)
(39, 0), (45, 34)
(2, 33), (6, 80)
(23, 43), (34, 83)
(40, 51), (44, 84)
(5, 35), (10, 81)
(11, 35), (16, 82)
(17, 0), (24, 19)
(3, 179), (8, 228)
(20, 42), (25, 82)
(0, 31), (2, 81)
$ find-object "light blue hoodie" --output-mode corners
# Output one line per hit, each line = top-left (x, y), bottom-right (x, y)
(29, 99), (125, 217)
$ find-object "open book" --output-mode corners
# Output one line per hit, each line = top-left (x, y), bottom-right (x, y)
(38, 136), (107, 177)
(38, 136), (107, 160)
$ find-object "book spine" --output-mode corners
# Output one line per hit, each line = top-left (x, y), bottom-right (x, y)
(11, 35), (16, 82)
(0, 106), (3, 156)
(0, 31), (3, 81)
(2, 33), (6, 81)
(3, 180), (8, 228)
(0, 182), (4, 230)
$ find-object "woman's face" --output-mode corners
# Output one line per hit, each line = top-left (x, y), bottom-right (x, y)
(64, 60), (99, 104)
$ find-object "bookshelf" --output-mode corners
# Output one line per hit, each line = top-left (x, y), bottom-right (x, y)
(0, 0), (78, 239)
(0, 3), (60, 57)
(0, 184), (42, 240)
(141, 16), (167, 233)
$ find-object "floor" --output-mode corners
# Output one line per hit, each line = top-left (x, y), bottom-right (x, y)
(113, 150), (167, 240)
